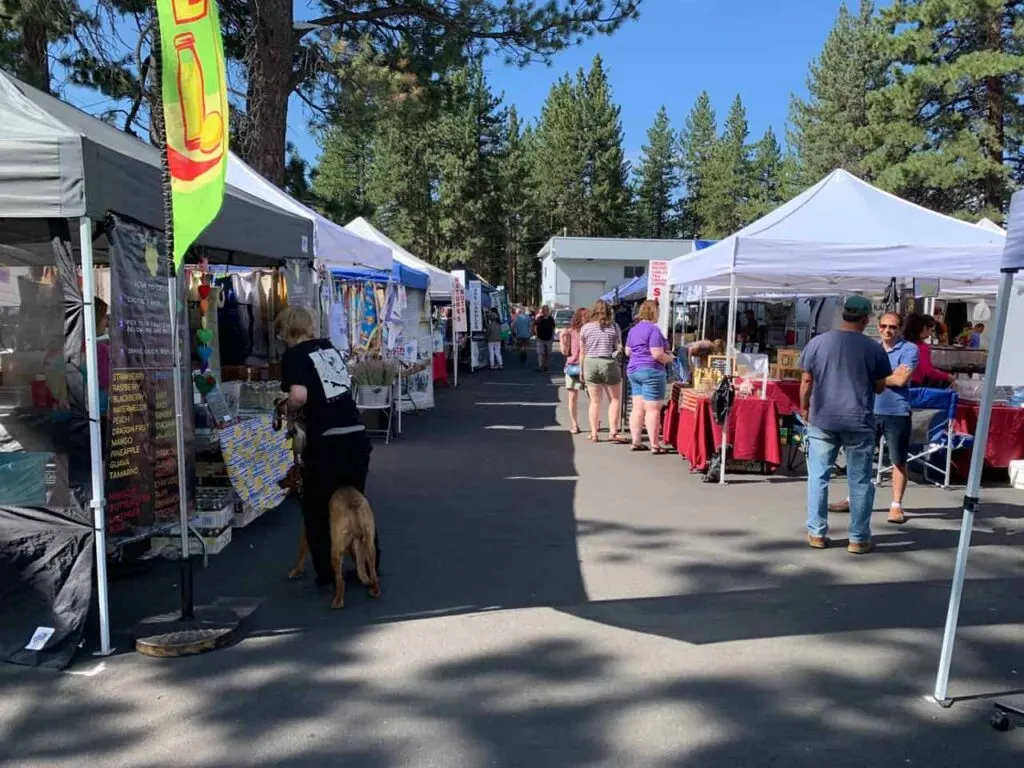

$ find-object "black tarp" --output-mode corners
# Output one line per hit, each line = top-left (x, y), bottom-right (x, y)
(0, 504), (93, 668)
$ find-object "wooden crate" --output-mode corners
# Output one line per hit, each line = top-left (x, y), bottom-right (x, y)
(775, 347), (801, 369)
(772, 365), (802, 381)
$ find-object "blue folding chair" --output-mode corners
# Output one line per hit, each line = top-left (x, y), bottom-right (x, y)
(875, 387), (973, 488)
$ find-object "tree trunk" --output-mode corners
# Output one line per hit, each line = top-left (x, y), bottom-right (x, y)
(20, 16), (50, 91)
(243, 0), (293, 186)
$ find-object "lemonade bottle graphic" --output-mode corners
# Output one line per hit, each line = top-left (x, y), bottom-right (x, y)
(174, 32), (223, 155)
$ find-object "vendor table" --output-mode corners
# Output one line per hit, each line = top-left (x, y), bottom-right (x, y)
(953, 400), (1024, 469)
(737, 379), (801, 416)
(432, 351), (449, 387)
(663, 392), (783, 472)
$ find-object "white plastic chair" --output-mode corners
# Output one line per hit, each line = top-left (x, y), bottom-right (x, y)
(355, 383), (395, 444)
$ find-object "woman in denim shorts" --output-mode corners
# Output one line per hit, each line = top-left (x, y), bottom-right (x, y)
(624, 300), (676, 454)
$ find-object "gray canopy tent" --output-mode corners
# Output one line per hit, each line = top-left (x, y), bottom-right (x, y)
(0, 69), (313, 664)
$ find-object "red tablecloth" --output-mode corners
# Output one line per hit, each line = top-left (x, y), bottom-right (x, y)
(734, 379), (802, 415)
(953, 400), (1024, 469)
(664, 395), (783, 472)
(432, 352), (449, 386)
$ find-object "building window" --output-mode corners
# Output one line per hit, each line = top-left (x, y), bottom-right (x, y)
(624, 265), (645, 279)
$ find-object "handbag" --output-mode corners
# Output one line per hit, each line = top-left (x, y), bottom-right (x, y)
(565, 363), (581, 377)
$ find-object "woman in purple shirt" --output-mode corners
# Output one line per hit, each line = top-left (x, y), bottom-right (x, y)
(625, 301), (676, 453)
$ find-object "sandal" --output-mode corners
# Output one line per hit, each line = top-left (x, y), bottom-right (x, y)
(651, 446), (669, 455)
(631, 443), (649, 452)
(570, 426), (581, 434)
(588, 434), (600, 442)
(609, 434), (630, 444)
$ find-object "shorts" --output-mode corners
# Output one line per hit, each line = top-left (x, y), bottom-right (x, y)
(536, 339), (552, 356)
(564, 373), (584, 391)
(583, 356), (621, 386)
(876, 414), (911, 465)
(627, 367), (667, 402)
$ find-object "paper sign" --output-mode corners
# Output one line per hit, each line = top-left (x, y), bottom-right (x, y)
(450, 271), (468, 333)
(468, 280), (483, 333)
(25, 626), (55, 651)
(913, 278), (940, 298)
(647, 260), (669, 301)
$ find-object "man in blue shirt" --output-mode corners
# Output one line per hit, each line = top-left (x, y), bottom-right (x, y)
(798, 296), (893, 554)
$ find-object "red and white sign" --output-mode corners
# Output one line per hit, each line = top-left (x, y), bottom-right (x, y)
(647, 260), (669, 302)
(450, 270), (468, 333)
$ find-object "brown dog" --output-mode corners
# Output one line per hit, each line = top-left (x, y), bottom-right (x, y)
(286, 486), (381, 609)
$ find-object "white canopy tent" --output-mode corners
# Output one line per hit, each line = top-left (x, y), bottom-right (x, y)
(977, 217), (1006, 234)
(226, 157), (391, 271)
(933, 193), (1022, 705)
(667, 169), (1005, 296)
(346, 217), (452, 300)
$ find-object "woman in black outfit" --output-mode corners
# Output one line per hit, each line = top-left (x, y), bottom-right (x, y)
(276, 306), (379, 586)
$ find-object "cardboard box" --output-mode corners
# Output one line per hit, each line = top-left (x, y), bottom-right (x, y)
(190, 503), (236, 531)
(232, 503), (264, 529)
(151, 526), (232, 557)
(775, 347), (801, 369)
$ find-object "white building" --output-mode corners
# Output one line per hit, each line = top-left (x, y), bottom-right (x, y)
(538, 236), (695, 308)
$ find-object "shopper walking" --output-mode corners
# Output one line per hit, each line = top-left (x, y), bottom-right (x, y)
(559, 307), (588, 434)
(534, 305), (555, 372)
(580, 299), (627, 444)
(513, 308), (532, 364)
(798, 296), (892, 554)
(625, 300), (675, 453)
(486, 309), (504, 369)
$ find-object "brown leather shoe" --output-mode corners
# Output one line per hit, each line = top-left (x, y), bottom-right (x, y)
(807, 534), (829, 549)
(847, 540), (873, 555)
(828, 499), (850, 513)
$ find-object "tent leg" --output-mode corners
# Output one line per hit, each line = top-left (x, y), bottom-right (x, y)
(80, 216), (112, 656)
(720, 274), (738, 486)
(933, 269), (1014, 705)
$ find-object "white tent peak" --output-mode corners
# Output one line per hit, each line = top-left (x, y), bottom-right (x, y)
(668, 168), (1006, 292)
(226, 156), (391, 271)
(976, 216), (1006, 234)
(346, 217), (452, 299)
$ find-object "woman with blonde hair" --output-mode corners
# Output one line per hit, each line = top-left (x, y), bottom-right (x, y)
(275, 306), (379, 584)
(559, 307), (589, 434)
(625, 300), (675, 453)
(580, 299), (627, 443)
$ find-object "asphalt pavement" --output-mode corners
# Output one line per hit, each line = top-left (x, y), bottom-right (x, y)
(2, 351), (1023, 767)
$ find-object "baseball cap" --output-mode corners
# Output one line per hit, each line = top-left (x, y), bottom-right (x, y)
(843, 295), (873, 317)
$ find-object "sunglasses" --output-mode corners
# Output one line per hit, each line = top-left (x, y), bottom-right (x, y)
(879, 324), (899, 330)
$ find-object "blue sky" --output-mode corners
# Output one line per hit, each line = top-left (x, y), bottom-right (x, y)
(287, 0), (852, 167)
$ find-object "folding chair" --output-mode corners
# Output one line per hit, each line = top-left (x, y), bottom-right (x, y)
(789, 413), (848, 476)
(875, 387), (973, 489)
(355, 382), (395, 444)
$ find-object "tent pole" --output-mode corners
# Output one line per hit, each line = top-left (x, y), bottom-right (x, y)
(168, 262), (194, 621)
(933, 269), (1014, 705)
(80, 215), (112, 656)
(720, 273), (738, 486)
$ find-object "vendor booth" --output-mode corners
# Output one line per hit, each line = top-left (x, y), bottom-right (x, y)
(0, 69), (313, 665)
(346, 217), (452, 301)
(665, 169), (1008, 484)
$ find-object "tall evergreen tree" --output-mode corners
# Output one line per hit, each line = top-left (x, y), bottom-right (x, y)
(433, 62), (506, 273)
(633, 106), (679, 238)
(866, 0), (1024, 219)
(698, 95), (751, 238)
(365, 101), (437, 261)
(578, 55), (631, 237)
(532, 75), (587, 236)
(314, 124), (376, 224)
(747, 126), (784, 219)
(787, 0), (888, 186)
(677, 91), (718, 237)
(498, 107), (541, 301)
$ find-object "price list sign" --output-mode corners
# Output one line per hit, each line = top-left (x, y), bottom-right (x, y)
(105, 217), (182, 533)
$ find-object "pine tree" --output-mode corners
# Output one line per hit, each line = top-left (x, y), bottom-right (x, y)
(866, 0), (1024, 219)
(533, 75), (587, 236)
(314, 124), (376, 224)
(365, 101), (437, 261)
(633, 106), (679, 238)
(747, 126), (784, 220)
(677, 91), (718, 237)
(498, 107), (541, 301)
(787, 0), (888, 187)
(433, 62), (506, 273)
(578, 55), (631, 237)
(698, 95), (751, 238)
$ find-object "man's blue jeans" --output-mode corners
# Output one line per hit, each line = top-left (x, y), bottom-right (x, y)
(806, 425), (875, 543)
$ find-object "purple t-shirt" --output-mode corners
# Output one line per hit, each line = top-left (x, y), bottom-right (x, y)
(626, 321), (667, 374)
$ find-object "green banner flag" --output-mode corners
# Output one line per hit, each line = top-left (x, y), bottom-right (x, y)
(156, 0), (229, 266)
